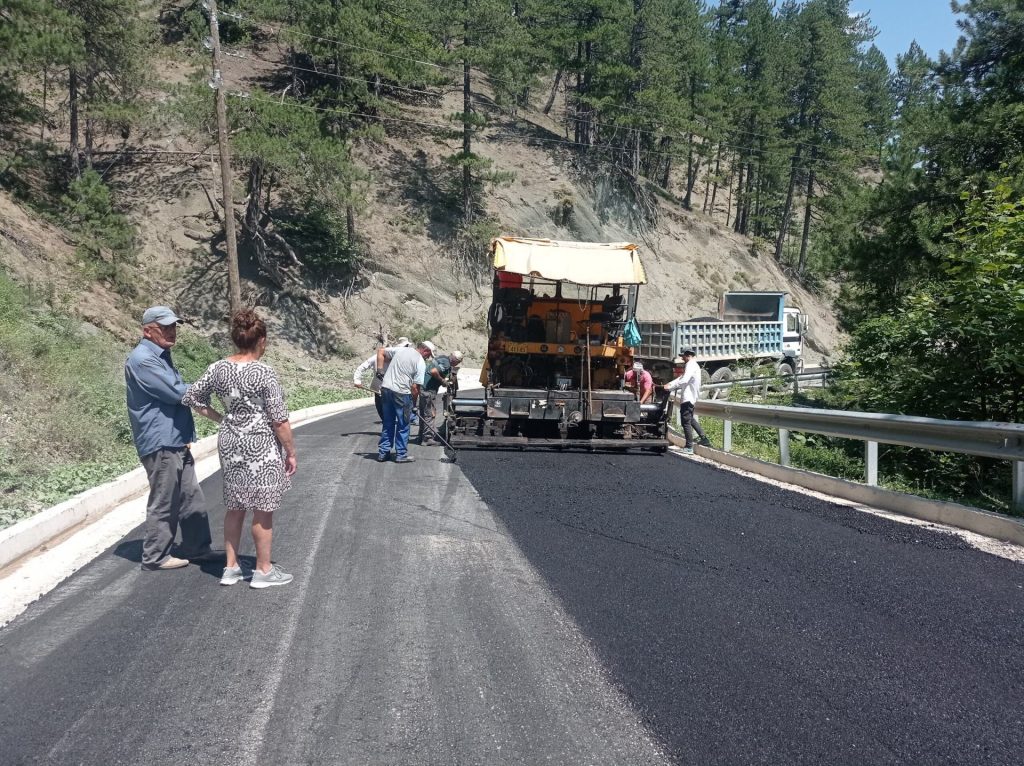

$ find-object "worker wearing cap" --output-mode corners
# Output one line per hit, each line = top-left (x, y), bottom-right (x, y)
(417, 349), (462, 445)
(663, 348), (712, 454)
(377, 340), (432, 463)
(354, 336), (411, 421)
(623, 360), (654, 404)
(125, 306), (215, 570)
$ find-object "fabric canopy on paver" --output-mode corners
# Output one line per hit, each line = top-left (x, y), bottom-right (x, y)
(491, 237), (646, 285)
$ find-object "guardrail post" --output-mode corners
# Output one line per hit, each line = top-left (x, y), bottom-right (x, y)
(1014, 461), (1024, 513)
(724, 419), (732, 452)
(779, 429), (790, 466)
(866, 441), (878, 486)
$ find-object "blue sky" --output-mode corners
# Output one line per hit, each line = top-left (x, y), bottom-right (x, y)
(850, 0), (964, 64)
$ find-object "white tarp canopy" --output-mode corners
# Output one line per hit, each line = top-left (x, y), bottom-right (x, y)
(491, 237), (647, 285)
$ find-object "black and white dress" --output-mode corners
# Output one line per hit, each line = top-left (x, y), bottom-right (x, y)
(183, 360), (291, 513)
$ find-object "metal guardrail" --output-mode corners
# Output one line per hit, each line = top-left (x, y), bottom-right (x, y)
(692, 398), (1024, 512)
(701, 370), (830, 396)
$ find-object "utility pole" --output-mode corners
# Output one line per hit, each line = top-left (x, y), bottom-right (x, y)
(207, 0), (242, 315)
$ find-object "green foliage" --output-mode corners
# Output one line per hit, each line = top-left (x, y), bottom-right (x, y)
(0, 0), (81, 123)
(829, 179), (1024, 507)
(839, 178), (1024, 423)
(286, 385), (367, 412)
(0, 271), (137, 524)
(59, 169), (137, 291)
(388, 307), (441, 346)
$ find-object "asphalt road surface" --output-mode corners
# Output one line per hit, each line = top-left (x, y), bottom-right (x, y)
(1, 404), (1022, 765)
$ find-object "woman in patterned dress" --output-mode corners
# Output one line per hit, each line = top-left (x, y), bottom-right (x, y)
(183, 309), (298, 589)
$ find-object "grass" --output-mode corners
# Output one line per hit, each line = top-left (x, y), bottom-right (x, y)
(0, 271), (370, 530)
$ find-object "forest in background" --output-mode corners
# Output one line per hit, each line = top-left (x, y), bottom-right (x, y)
(1, 0), (1022, 509)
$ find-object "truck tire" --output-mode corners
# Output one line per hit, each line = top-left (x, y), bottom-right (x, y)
(710, 367), (734, 400)
(771, 362), (795, 392)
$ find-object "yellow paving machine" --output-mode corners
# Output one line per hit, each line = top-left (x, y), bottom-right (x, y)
(446, 237), (671, 451)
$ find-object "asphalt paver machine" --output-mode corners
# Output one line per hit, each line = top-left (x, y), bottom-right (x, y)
(447, 237), (671, 451)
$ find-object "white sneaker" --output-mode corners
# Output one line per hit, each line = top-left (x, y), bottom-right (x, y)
(250, 565), (294, 589)
(219, 565), (245, 586)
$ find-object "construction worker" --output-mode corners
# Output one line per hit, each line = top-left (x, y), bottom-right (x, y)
(623, 360), (654, 403)
(418, 349), (462, 445)
(377, 341), (432, 463)
(355, 337), (410, 420)
(663, 349), (711, 454)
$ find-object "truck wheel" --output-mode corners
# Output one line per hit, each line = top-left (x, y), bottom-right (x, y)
(710, 367), (734, 400)
(771, 362), (795, 392)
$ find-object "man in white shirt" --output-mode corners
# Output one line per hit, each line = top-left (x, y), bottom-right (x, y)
(354, 337), (410, 421)
(377, 341), (431, 463)
(663, 348), (711, 454)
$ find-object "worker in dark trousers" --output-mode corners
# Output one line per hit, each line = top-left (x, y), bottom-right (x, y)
(663, 349), (712, 455)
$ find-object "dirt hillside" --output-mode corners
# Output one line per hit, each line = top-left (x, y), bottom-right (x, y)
(0, 68), (843, 379)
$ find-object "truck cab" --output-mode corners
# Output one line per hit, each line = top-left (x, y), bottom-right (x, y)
(783, 306), (808, 373)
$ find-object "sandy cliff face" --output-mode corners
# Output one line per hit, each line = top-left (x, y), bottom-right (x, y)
(0, 94), (843, 371)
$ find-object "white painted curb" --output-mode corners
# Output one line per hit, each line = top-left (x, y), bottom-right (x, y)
(0, 397), (373, 572)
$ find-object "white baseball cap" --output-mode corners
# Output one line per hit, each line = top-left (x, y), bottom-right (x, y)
(419, 340), (437, 355)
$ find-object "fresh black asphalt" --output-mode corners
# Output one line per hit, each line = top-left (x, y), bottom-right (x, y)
(1, 404), (1021, 765)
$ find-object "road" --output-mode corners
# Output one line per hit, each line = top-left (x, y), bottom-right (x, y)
(1, 403), (1022, 765)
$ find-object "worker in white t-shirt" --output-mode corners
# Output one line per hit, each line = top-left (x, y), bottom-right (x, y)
(377, 341), (431, 463)
(663, 348), (712, 454)
(354, 337), (411, 421)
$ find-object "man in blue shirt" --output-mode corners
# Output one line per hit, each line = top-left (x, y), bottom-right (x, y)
(125, 306), (214, 570)
(417, 349), (461, 445)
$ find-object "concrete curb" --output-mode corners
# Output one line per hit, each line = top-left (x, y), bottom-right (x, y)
(668, 430), (1024, 546)
(0, 396), (374, 572)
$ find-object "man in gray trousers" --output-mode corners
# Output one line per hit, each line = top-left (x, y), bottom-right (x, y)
(125, 306), (216, 570)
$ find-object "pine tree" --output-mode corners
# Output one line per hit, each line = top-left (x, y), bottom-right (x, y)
(57, 0), (150, 176)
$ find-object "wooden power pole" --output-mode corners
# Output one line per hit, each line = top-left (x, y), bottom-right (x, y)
(208, 0), (242, 315)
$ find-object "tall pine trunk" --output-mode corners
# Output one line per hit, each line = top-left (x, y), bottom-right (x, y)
(797, 157), (817, 276)
(773, 144), (803, 263)
(461, 2), (473, 224)
(543, 69), (562, 115)
(732, 158), (744, 233)
(708, 144), (722, 219)
(658, 136), (672, 188)
(68, 68), (81, 177)
(84, 73), (95, 169)
(683, 132), (696, 209)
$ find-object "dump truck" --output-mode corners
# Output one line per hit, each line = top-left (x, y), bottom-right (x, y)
(446, 237), (671, 451)
(636, 291), (808, 385)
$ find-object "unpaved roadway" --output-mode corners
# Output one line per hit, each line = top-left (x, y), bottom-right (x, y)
(1, 404), (1022, 765)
